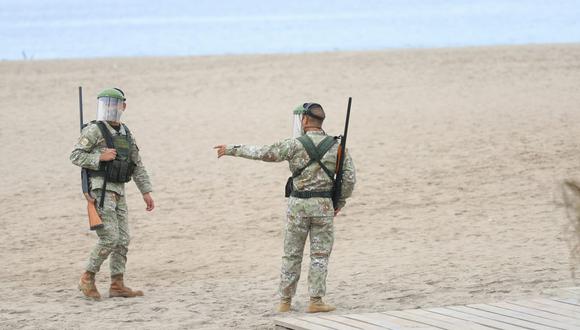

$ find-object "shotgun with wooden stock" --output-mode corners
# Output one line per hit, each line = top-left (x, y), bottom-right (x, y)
(78, 86), (104, 230)
(332, 97), (352, 210)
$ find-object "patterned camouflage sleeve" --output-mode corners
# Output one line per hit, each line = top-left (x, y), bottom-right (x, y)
(70, 124), (102, 170)
(130, 136), (153, 194)
(336, 150), (356, 209)
(224, 138), (297, 162)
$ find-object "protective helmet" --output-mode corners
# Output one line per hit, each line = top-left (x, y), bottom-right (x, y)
(96, 88), (126, 122)
(292, 102), (324, 137)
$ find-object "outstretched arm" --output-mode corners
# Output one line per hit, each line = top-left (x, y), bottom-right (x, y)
(214, 139), (297, 162)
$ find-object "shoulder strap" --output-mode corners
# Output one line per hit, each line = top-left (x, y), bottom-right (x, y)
(316, 136), (338, 179)
(297, 135), (320, 161)
(293, 135), (337, 180)
(96, 121), (114, 148)
(121, 124), (134, 163)
(317, 136), (337, 158)
(122, 124), (133, 144)
(94, 121), (112, 208)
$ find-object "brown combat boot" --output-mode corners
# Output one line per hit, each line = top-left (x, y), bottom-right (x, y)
(277, 297), (292, 312)
(109, 274), (144, 298)
(78, 271), (101, 300)
(306, 297), (336, 313)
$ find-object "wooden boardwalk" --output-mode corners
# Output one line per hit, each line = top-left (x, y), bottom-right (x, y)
(274, 287), (580, 330)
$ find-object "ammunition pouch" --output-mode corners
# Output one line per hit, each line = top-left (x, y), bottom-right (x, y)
(90, 159), (136, 183)
(285, 176), (294, 198)
(104, 159), (135, 183)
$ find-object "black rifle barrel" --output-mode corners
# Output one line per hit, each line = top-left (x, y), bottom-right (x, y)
(79, 86), (84, 132)
(332, 97), (352, 210)
(79, 86), (91, 195)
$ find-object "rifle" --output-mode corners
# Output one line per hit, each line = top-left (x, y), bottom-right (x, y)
(79, 86), (104, 230)
(332, 97), (352, 210)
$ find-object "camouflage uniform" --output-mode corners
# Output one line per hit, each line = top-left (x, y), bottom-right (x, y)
(225, 130), (356, 298)
(70, 121), (152, 275)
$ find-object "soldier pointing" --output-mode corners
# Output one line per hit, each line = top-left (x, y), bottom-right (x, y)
(215, 102), (356, 313)
(71, 88), (154, 300)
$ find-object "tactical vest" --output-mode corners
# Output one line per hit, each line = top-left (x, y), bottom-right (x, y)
(285, 134), (337, 199)
(90, 121), (136, 183)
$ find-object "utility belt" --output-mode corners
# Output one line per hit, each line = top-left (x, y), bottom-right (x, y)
(290, 190), (332, 199)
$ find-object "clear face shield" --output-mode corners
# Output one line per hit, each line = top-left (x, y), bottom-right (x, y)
(292, 105), (307, 138)
(96, 96), (124, 122)
(292, 113), (304, 138)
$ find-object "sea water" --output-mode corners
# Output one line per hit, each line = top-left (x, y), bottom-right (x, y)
(0, 0), (579, 60)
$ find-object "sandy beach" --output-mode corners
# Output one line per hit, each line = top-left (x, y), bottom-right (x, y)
(1, 44), (580, 329)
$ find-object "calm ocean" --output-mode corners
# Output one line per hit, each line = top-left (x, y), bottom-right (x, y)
(1, 0), (579, 60)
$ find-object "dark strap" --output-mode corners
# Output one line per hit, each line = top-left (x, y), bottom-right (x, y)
(94, 122), (110, 207)
(122, 124), (133, 145)
(290, 190), (332, 199)
(96, 121), (133, 147)
(293, 135), (336, 180)
(98, 177), (107, 208)
(96, 121), (114, 148)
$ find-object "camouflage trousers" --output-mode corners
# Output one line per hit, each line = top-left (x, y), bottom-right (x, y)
(85, 189), (130, 276)
(279, 199), (334, 298)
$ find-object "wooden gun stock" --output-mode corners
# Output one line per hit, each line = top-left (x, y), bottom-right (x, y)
(332, 97), (352, 210)
(335, 147), (343, 170)
(79, 86), (104, 231)
(85, 193), (104, 230)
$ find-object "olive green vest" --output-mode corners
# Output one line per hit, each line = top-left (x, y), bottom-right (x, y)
(90, 121), (135, 184)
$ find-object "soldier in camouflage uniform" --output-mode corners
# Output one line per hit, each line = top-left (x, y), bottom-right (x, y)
(215, 103), (356, 313)
(70, 88), (155, 300)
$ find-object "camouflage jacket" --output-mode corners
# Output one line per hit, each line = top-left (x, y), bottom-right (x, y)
(225, 130), (356, 210)
(70, 121), (152, 196)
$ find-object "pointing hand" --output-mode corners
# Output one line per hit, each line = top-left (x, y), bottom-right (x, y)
(214, 145), (226, 158)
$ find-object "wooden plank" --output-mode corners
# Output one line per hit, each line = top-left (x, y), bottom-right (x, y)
(531, 299), (580, 314)
(553, 298), (580, 307)
(398, 309), (494, 330)
(347, 312), (436, 329)
(273, 287), (580, 329)
(296, 316), (362, 330)
(487, 302), (580, 327)
(318, 315), (388, 330)
(274, 317), (336, 330)
(469, 303), (578, 329)
(455, 305), (570, 330)
(384, 310), (453, 330)
(410, 308), (496, 329)
(427, 307), (530, 330)
(508, 300), (580, 319)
